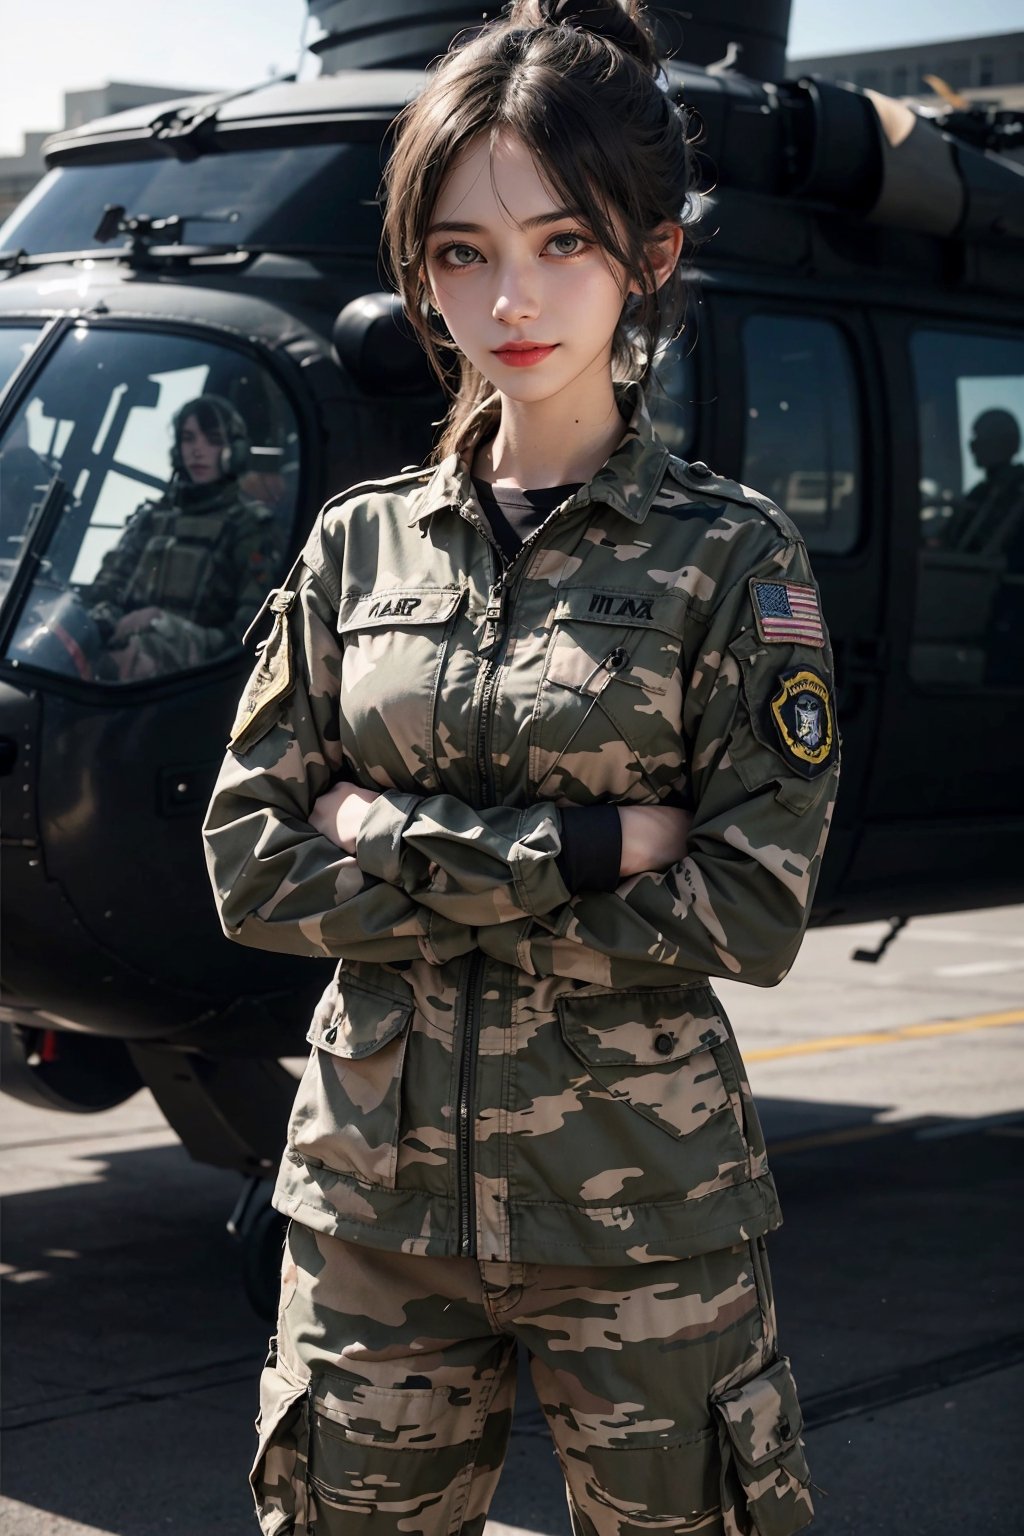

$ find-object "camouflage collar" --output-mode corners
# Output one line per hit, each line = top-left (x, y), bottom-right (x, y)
(405, 382), (670, 529)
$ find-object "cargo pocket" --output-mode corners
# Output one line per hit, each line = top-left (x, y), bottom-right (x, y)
(287, 976), (414, 1188)
(250, 1340), (312, 1536)
(562, 1428), (720, 1531)
(558, 984), (735, 1140)
(305, 1372), (486, 1527)
(711, 1356), (813, 1536)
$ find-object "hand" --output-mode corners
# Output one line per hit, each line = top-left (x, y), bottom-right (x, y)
(110, 634), (158, 681)
(310, 781), (380, 854)
(618, 805), (692, 878)
(113, 606), (164, 638)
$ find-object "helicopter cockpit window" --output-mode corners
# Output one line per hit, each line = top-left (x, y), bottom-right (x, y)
(0, 326), (298, 684)
(740, 316), (861, 555)
(0, 327), (45, 566)
(912, 329), (1024, 690)
(0, 326), (41, 393)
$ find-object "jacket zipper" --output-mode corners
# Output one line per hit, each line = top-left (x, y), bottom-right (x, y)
(456, 949), (484, 1256)
(454, 499), (576, 1258)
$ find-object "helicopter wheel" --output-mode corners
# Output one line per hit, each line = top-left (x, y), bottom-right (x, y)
(232, 1181), (289, 1321)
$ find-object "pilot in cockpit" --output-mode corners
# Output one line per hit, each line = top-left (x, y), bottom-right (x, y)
(85, 394), (282, 681)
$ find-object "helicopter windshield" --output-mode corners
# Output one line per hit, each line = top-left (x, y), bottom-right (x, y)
(0, 325), (299, 685)
(0, 326), (42, 394)
(0, 143), (384, 257)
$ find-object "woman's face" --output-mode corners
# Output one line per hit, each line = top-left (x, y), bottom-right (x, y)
(423, 132), (635, 410)
(178, 415), (224, 484)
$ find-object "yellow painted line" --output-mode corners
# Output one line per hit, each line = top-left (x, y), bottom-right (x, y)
(745, 1009), (1024, 1064)
(768, 1118), (934, 1156)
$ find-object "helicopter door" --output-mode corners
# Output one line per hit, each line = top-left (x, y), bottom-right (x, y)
(850, 319), (1024, 906)
(710, 299), (883, 909)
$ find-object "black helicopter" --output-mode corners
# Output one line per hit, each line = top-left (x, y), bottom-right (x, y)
(1, 0), (1022, 1302)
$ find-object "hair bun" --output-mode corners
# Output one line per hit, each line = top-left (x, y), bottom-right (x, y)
(536, 0), (658, 72)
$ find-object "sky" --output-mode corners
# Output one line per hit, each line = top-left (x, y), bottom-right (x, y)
(1, 0), (1022, 157)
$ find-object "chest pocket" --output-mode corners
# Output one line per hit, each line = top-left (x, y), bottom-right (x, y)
(530, 585), (689, 804)
(336, 585), (465, 794)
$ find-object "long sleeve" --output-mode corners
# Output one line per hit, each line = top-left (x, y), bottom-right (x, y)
(202, 561), (478, 965)
(472, 540), (839, 989)
(354, 795), (621, 922)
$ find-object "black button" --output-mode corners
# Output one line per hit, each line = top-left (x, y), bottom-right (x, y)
(324, 1024), (338, 1045)
(689, 460), (711, 476)
(654, 1033), (675, 1055)
(606, 648), (628, 672)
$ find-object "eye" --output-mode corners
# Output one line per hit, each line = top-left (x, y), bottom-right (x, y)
(437, 243), (482, 270)
(546, 231), (592, 257)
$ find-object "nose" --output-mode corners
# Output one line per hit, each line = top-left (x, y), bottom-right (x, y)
(491, 260), (540, 326)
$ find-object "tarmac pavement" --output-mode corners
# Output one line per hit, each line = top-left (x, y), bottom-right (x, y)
(2, 906), (1022, 1534)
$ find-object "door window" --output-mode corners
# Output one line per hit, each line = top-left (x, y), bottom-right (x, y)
(741, 316), (862, 554)
(911, 329), (1024, 689)
(0, 325), (299, 684)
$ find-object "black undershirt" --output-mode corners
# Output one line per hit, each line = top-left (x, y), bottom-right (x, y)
(471, 475), (621, 894)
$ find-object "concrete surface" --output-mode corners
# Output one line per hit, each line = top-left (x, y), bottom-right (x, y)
(2, 906), (1022, 1534)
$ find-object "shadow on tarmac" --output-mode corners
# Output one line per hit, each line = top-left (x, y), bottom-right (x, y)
(1, 1096), (1021, 1535)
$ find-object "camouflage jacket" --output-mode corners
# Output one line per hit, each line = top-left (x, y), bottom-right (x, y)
(87, 479), (280, 666)
(203, 385), (839, 1265)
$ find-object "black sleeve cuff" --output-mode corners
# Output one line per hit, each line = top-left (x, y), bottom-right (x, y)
(555, 805), (622, 893)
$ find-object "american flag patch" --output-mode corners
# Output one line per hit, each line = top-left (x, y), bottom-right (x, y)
(750, 580), (825, 646)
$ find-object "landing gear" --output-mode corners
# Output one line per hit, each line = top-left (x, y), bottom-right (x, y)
(227, 1176), (288, 1320)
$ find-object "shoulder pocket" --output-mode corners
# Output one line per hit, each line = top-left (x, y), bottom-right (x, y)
(712, 1356), (814, 1536)
(229, 591), (297, 754)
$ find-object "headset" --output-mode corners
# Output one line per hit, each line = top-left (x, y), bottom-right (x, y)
(170, 394), (250, 482)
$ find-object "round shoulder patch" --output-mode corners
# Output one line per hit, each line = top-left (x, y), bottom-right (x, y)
(769, 667), (836, 778)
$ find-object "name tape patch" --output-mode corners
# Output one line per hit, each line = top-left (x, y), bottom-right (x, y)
(751, 580), (824, 647)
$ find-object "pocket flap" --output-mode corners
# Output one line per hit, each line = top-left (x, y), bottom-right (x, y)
(307, 978), (414, 1059)
(714, 1356), (805, 1466)
(553, 585), (688, 639)
(337, 585), (464, 634)
(558, 985), (728, 1066)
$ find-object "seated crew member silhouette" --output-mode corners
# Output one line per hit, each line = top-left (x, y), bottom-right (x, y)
(86, 394), (282, 681)
(941, 409), (1024, 558)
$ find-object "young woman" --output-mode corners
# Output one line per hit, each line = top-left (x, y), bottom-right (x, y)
(203, 2), (837, 1531)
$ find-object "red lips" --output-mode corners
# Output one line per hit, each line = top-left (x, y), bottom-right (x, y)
(492, 342), (558, 368)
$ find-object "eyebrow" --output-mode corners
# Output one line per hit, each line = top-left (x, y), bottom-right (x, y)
(426, 209), (584, 236)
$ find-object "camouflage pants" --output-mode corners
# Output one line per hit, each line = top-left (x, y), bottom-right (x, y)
(251, 1220), (813, 1536)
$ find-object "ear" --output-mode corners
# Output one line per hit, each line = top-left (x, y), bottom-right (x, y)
(645, 221), (684, 291)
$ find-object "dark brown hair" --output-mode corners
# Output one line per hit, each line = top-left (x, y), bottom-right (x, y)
(382, 0), (697, 459)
